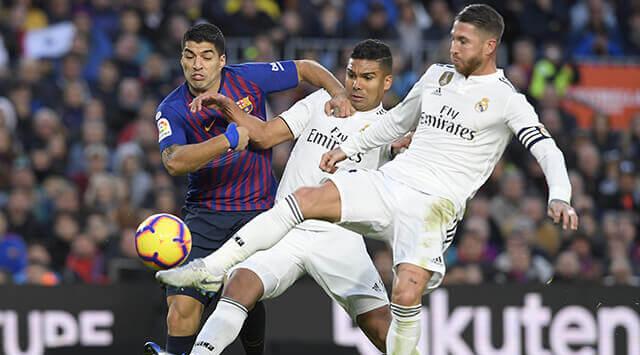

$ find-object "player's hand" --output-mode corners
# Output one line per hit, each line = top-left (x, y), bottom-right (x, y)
(324, 91), (355, 118)
(190, 93), (240, 119)
(547, 199), (579, 230)
(390, 132), (413, 157)
(320, 147), (347, 173)
(235, 126), (249, 151)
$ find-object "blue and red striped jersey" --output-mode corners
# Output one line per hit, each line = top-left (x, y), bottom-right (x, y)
(156, 61), (299, 211)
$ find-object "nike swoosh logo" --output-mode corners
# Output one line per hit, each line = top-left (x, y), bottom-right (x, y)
(204, 121), (215, 132)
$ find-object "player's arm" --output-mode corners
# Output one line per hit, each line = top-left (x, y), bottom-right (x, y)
(161, 123), (248, 176)
(189, 93), (292, 149)
(320, 72), (427, 173)
(506, 94), (578, 230)
(294, 59), (354, 117)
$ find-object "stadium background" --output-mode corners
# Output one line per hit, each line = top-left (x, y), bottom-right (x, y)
(0, 0), (639, 354)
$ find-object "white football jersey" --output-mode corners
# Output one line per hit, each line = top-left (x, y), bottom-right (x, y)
(277, 90), (390, 231)
(340, 64), (567, 215)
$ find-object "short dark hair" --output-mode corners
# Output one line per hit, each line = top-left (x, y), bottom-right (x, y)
(455, 4), (504, 43)
(182, 23), (225, 55)
(350, 39), (393, 73)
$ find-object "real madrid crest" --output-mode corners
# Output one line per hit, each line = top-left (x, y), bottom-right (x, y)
(475, 97), (489, 113)
(439, 71), (453, 86)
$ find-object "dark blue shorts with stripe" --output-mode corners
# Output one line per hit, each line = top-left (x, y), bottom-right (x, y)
(165, 205), (262, 305)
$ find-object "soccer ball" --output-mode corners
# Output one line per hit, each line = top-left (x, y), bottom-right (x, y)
(135, 213), (192, 270)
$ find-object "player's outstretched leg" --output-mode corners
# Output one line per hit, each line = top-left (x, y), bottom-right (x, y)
(386, 264), (431, 355)
(190, 269), (264, 355)
(157, 182), (342, 292)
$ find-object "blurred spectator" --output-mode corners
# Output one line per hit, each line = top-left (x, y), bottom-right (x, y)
(0, 210), (27, 276)
(570, 0), (618, 32)
(142, 53), (173, 99)
(521, 196), (561, 257)
(568, 234), (603, 281)
(576, 142), (603, 198)
(114, 142), (153, 208)
(553, 250), (582, 283)
(345, 0), (398, 30)
(603, 257), (640, 286)
(624, 11), (640, 54)
(71, 10), (113, 83)
(0, 126), (16, 192)
(64, 234), (107, 284)
(396, 1), (423, 58)
(422, 0), (452, 41)
(529, 42), (576, 100)
(490, 170), (525, 228)
(226, 0), (276, 36)
(507, 38), (536, 89)
(310, 2), (345, 38)
(356, 2), (398, 40)
(571, 0), (624, 57)
(5, 188), (44, 243)
(494, 228), (554, 284)
(49, 211), (79, 271)
(13, 242), (60, 285)
(520, 0), (568, 44)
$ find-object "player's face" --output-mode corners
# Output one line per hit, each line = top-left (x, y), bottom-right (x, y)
(449, 21), (494, 76)
(344, 58), (392, 112)
(181, 40), (226, 94)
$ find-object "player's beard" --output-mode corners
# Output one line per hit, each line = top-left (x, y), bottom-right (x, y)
(453, 55), (483, 77)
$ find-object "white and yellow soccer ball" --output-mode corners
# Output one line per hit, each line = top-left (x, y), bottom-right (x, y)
(135, 213), (192, 270)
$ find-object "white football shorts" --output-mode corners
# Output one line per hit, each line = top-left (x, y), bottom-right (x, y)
(326, 169), (459, 292)
(231, 224), (389, 319)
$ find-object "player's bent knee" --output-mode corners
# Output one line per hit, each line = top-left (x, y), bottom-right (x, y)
(222, 268), (264, 310)
(166, 295), (203, 335)
(391, 288), (423, 307)
(392, 265), (432, 306)
(293, 182), (341, 222)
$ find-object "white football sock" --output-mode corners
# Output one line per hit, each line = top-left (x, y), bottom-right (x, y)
(203, 195), (304, 275)
(189, 297), (248, 355)
(387, 303), (422, 355)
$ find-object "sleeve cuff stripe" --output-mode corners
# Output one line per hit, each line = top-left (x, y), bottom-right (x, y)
(525, 136), (550, 150)
(520, 129), (541, 144)
(516, 126), (537, 140)
(279, 116), (296, 137)
(522, 132), (545, 147)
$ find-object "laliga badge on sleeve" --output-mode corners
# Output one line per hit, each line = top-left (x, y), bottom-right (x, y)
(157, 118), (172, 142)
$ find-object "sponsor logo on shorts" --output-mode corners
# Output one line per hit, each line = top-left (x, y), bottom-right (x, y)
(372, 282), (383, 293)
(234, 235), (245, 246)
(195, 341), (215, 351)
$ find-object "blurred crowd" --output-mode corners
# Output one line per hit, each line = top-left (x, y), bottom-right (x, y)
(0, 0), (638, 289)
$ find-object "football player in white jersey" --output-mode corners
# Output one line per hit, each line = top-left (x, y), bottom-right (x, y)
(158, 5), (579, 355)
(164, 40), (415, 355)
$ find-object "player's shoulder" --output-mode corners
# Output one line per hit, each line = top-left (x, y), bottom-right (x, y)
(304, 89), (331, 103)
(428, 63), (455, 75)
(495, 70), (519, 94)
(157, 84), (187, 117)
(419, 63), (456, 84)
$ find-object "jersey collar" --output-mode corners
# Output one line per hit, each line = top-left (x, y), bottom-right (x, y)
(465, 69), (503, 82)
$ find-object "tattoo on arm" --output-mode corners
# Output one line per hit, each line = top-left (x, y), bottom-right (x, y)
(162, 144), (178, 166)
